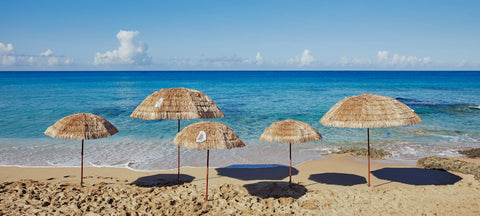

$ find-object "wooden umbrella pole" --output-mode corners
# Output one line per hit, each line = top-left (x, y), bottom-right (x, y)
(81, 139), (84, 187)
(177, 119), (181, 183)
(289, 143), (292, 187)
(367, 128), (370, 187)
(206, 150), (209, 201)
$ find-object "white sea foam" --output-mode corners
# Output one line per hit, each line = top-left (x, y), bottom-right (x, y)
(1, 136), (478, 170)
(0, 138), (324, 171)
(469, 105), (480, 109)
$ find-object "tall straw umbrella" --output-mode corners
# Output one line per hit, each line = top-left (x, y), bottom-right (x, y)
(44, 113), (118, 186)
(260, 119), (322, 187)
(173, 121), (245, 201)
(130, 87), (224, 183)
(320, 93), (422, 186)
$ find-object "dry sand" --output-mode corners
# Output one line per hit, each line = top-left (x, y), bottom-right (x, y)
(1, 154), (479, 215)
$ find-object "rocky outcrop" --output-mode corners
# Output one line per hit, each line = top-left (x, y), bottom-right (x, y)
(459, 148), (480, 158)
(335, 147), (392, 159)
(417, 156), (480, 181)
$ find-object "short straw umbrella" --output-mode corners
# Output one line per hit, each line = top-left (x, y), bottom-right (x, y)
(260, 119), (322, 187)
(44, 113), (118, 186)
(173, 121), (245, 201)
(319, 93), (422, 187)
(130, 87), (224, 183)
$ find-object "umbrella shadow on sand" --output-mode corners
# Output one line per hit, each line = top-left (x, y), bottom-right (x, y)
(131, 174), (195, 187)
(244, 181), (307, 199)
(308, 173), (367, 186)
(216, 164), (299, 181)
(371, 168), (462, 186)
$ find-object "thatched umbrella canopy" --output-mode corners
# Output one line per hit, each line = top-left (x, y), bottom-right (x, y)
(131, 87), (224, 183)
(44, 113), (118, 186)
(130, 87), (224, 120)
(173, 121), (245, 201)
(260, 119), (322, 187)
(320, 93), (422, 186)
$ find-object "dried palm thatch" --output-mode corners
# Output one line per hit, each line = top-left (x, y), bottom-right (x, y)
(44, 113), (118, 140)
(44, 113), (118, 186)
(173, 121), (245, 150)
(259, 119), (322, 187)
(130, 87), (225, 120)
(260, 119), (322, 143)
(319, 93), (422, 187)
(174, 121), (245, 201)
(319, 93), (422, 128)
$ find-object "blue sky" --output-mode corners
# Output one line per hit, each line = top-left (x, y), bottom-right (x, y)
(1, 0), (479, 70)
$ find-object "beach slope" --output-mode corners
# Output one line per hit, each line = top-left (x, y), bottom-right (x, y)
(1, 155), (479, 215)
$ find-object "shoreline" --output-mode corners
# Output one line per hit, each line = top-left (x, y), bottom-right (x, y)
(0, 154), (474, 187)
(0, 151), (423, 172)
(0, 153), (419, 173)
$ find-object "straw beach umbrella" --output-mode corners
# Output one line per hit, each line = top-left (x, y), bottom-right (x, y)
(44, 113), (118, 186)
(173, 121), (245, 201)
(260, 119), (322, 187)
(320, 93), (422, 186)
(131, 87), (224, 183)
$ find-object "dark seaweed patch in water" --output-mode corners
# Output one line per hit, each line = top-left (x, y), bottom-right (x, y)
(91, 107), (129, 118)
(221, 106), (248, 115)
(396, 98), (424, 104)
(396, 98), (479, 115)
(422, 86), (462, 91)
(303, 88), (326, 92)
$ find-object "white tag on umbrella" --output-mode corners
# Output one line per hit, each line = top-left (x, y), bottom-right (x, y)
(155, 98), (164, 108)
(196, 131), (206, 143)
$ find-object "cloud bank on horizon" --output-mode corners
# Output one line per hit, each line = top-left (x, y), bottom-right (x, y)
(0, 30), (477, 70)
(1, 43), (72, 67)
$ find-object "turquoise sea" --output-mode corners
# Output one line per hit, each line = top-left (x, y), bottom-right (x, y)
(0, 71), (479, 170)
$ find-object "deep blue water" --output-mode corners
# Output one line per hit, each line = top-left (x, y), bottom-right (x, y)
(0, 71), (479, 170)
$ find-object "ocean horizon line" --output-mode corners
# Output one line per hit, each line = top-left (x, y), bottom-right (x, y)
(1, 69), (480, 73)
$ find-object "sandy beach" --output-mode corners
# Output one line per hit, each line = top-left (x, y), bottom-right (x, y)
(1, 154), (479, 215)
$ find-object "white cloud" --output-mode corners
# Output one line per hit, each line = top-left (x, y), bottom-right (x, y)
(457, 59), (480, 68)
(40, 49), (54, 57)
(377, 50), (431, 66)
(171, 54), (263, 68)
(1, 42), (16, 65)
(300, 49), (314, 66)
(94, 30), (151, 65)
(339, 50), (433, 68)
(340, 56), (372, 66)
(288, 49), (315, 66)
(200, 55), (246, 67)
(458, 59), (468, 67)
(47, 56), (59, 66)
(377, 50), (389, 65)
(255, 52), (263, 65)
(2, 55), (16, 66)
(0, 43), (72, 66)
(36, 49), (72, 66)
(287, 56), (300, 65)
(0, 43), (14, 54)
(64, 58), (73, 65)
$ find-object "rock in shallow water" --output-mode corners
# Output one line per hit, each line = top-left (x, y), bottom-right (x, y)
(335, 147), (392, 160)
(459, 148), (480, 158)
